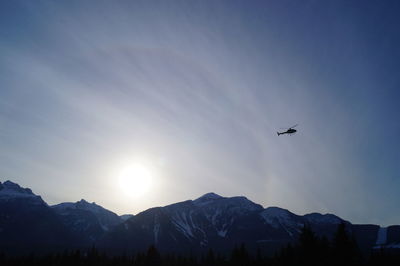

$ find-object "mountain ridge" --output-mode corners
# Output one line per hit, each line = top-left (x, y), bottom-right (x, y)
(0, 180), (399, 255)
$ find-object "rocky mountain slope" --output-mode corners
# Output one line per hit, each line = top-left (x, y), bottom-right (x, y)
(0, 180), (399, 255)
(52, 199), (122, 243)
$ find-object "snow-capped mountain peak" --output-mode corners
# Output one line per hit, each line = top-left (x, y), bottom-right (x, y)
(1, 180), (34, 194)
(193, 193), (263, 213)
(0, 180), (38, 199)
(53, 199), (107, 214)
(193, 192), (224, 206)
(76, 199), (104, 213)
(52, 199), (122, 233)
(198, 192), (223, 200)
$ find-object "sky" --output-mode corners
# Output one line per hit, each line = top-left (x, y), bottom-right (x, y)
(0, 0), (400, 226)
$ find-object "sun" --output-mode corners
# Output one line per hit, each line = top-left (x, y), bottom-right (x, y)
(118, 163), (153, 197)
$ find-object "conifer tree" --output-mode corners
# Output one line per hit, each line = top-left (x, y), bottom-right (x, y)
(204, 248), (216, 266)
(298, 224), (319, 265)
(145, 245), (161, 266)
(333, 223), (360, 266)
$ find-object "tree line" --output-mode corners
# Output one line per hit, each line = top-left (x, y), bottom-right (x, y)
(0, 223), (399, 266)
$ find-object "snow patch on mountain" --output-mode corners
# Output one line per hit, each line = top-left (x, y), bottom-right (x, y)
(375, 227), (387, 246)
(260, 207), (294, 228)
(260, 207), (304, 238)
(165, 194), (264, 241)
(171, 211), (196, 239)
(217, 229), (228, 237)
(198, 195), (262, 238)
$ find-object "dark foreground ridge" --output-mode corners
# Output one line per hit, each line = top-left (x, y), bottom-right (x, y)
(0, 180), (399, 259)
(1, 225), (400, 266)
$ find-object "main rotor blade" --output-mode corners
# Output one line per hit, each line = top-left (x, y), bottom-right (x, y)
(289, 124), (298, 128)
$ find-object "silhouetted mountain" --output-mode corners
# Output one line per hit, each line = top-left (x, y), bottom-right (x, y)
(52, 199), (122, 243)
(0, 180), (399, 256)
(120, 214), (134, 221)
(99, 193), (400, 255)
(0, 180), (75, 254)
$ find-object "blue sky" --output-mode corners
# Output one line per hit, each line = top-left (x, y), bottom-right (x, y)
(1, 0), (399, 225)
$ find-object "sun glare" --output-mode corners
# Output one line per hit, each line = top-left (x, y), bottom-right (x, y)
(118, 163), (153, 197)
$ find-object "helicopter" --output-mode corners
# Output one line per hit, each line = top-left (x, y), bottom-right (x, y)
(277, 124), (298, 136)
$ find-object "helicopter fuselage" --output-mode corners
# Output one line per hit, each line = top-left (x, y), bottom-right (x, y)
(277, 128), (297, 136)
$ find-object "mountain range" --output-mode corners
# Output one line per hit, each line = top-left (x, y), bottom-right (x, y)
(0, 180), (399, 255)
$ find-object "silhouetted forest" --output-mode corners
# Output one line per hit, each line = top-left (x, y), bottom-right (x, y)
(0, 223), (399, 266)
